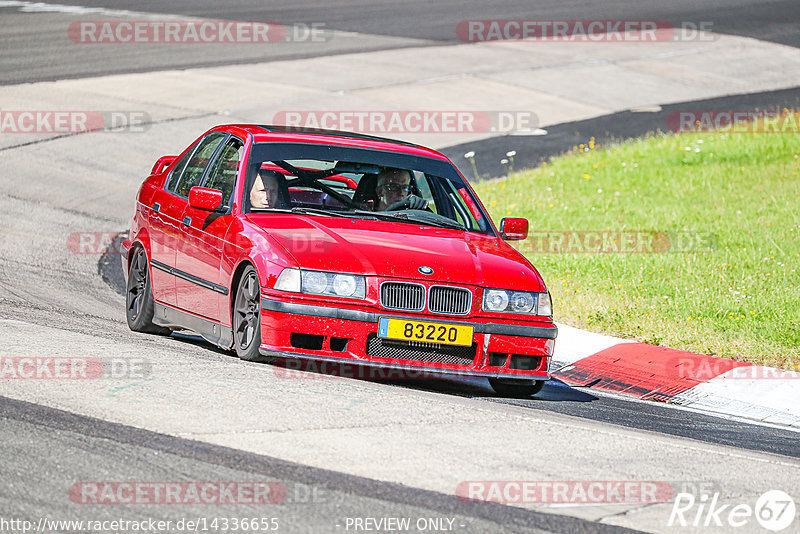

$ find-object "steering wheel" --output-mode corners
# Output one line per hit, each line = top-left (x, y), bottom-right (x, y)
(386, 195), (429, 211)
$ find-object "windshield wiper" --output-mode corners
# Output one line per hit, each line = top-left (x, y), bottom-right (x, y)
(396, 212), (466, 230)
(288, 208), (396, 221)
(351, 210), (466, 231)
(290, 207), (351, 218)
(283, 208), (465, 230)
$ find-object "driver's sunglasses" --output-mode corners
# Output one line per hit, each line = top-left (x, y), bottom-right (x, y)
(382, 183), (411, 193)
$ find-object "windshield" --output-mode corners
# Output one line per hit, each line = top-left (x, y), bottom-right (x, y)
(244, 142), (495, 235)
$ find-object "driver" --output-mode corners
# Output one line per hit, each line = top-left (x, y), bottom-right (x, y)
(250, 169), (283, 209)
(374, 167), (428, 211)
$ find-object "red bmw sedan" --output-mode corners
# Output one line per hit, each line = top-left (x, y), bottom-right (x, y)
(122, 125), (556, 396)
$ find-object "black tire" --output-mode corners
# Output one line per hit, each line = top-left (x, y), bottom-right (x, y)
(126, 246), (170, 334)
(233, 266), (269, 362)
(489, 378), (545, 398)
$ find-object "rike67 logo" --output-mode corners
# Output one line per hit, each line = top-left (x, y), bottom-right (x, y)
(669, 490), (796, 531)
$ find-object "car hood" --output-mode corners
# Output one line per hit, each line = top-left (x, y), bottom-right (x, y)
(245, 214), (545, 291)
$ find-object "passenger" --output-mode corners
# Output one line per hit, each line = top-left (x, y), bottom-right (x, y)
(250, 170), (283, 209)
(374, 167), (427, 211)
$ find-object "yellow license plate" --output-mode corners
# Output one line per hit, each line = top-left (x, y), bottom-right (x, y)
(378, 317), (473, 346)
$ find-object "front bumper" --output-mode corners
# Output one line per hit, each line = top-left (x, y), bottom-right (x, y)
(260, 296), (557, 380)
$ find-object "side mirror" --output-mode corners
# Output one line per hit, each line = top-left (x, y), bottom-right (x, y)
(151, 155), (177, 175)
(188, 187), (223, 211)
(499, 217), (528, 241)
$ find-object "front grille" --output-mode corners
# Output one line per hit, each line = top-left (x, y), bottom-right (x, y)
(428, 285), (472, 315)
(380, 282), (425, 311)
(366, 334), (477, 365)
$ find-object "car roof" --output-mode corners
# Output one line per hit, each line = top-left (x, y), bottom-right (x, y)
(218, 124), (449, 161)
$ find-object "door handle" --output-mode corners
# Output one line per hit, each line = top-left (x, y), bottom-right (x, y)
(182, 216), (192, 227)
(152, 202), (161, 213)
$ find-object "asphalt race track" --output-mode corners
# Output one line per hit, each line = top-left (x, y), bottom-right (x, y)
(2, 395), (630, 534)
(2, 0), (800, 84)
(1, 2), (799, 533)
(95, 249), (800, 460)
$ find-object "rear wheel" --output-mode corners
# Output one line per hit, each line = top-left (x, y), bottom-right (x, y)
(126, 246), (170, 334)
(233, 266), (270, 362)
(489, 378), (545, 398)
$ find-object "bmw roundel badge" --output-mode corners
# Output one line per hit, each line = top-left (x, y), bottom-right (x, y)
(418, 266), (434, 275)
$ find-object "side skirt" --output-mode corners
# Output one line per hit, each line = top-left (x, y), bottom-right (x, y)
(153, 302), (233, 350)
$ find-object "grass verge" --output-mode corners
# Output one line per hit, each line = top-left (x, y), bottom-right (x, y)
(474, 125), (800, 369)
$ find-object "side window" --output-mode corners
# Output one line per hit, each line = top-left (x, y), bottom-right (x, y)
(165, 141), (198, 192)
(413, 171), (438, 214)
(204, 137), (243, 207)
(440, 178), (480, 231)
(168, 132), (226, 198)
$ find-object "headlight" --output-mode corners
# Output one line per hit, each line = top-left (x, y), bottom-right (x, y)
(274, 268), (366, 299)
(483, 290), (510, 311)
(509, 292), (535, 313)
(332, 274), (359, 297)
(303, 271), (328, 294)
(482, 289), (552, 316)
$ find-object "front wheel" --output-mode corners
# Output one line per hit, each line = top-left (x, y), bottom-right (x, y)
(126, 246), (170, 334)
(489, 378), (545, 398)
(233, 266), (270, 362)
